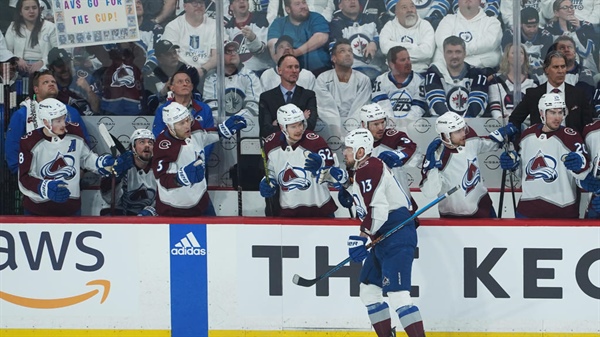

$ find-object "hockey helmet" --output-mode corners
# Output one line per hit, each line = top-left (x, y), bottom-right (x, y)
(359, 103), (387, 127)
(345, 128), (374, 163)
(277, 103), (305, 127)
(162, 102), (192, 129)
(538, 93), (567, 123)
(39, 98), (68, 124)
(130, 128), (155, 146)
(435, 112), (467, 147)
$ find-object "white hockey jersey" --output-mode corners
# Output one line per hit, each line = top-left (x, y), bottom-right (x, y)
(101, 162), (157, 215)
(488, 75), (538, 120)
(225, 12), (273, 72)
(204, 66), (263, 117)
(372, 71), (427, 120)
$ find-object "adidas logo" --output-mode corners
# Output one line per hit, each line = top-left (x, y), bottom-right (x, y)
(171, 232), (207, 256)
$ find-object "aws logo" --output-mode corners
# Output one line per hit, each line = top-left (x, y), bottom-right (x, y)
(0, 230), (110, 309)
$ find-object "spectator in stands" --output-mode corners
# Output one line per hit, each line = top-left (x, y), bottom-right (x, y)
(17, 98), (119, 216)
(509, 51), (593, 133)
(424, 36), (489, 117)
(488, 43), (538, 122)
(47, 48), (99, 115)
(545, 0), (598, 72)
(0, 32), (21, 91)
(259, 103), (339, 217)
(434, 0), (502, 70)
(259, 54), (318, 137)
(144, 40), (202, 113)
(314, 39), (371, 138)
(541, 0), (600, 27)
(5, 0), (57, 75)
(420, 112), (516, 218)
(267, 0), (331, 74)
(501, 0), (547, 30)
(553, 35), (596, 99)
(5, 70), (90, 175)
(267, 0), (336, 22)
(162, 0), (217, 80)
(204, 40), (263, 116)
(138, 0), (164, 56)
(500, 93), (590, 218)
(153, 70), (215, 160)
(372, 46), (427, 120)
(501, 7), (553, 83)
(100, 129), (158, 216)
(260, 35), (316, 90)
(593, 82), (600, 118)
(141, 0), (164, 20)
(379, 0), (435, 74)
(152, 102), (247, 216)
(329, 0), (382, 81)
(225, 0), (272, 75)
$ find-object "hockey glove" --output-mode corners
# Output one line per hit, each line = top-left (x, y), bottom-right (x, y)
(423, 138), (443, 172)
(347, 235), (368, 263)
(39, 180), (70, 203)
(176, 160), (205, 186)
(500, 151), (520, 171)
(259, 177), (278, 198)
(338, 188), (353, 208)
(378, 151), (406, 168)
(304, 151), (324, 175)
(218, 115), (247, 139)
(579, 173), (600, 192)
(563, 152), (585, 172)
(489, 122), (518, 144)
(113, 151), (134, 177)
(96, 154), (116, 177)
(137, 206), (158, 216)
(317, 166), (348, 188)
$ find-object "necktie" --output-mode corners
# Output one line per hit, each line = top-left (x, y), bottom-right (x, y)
(285, 91), (293, 103)
(551, 88), (561, 93)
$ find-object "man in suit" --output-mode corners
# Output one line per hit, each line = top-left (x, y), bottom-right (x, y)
(510, 50), (593, 134)
(259, 54), (318, 137)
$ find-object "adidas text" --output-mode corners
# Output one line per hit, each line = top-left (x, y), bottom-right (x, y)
(171, 247), (206, 255)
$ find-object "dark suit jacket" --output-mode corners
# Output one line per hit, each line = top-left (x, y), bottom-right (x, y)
(509, 83), (593, 134)
(259, 85), (318, 138)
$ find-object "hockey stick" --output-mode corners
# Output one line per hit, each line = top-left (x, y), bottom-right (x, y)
(292, 185), (460, 287)
(260, 137), (275, 216)
(236, 130), (243, 216)
(98, 123), (117, 216)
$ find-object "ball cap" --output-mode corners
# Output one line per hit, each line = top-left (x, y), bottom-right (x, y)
(155, 40), (180, 56)
(521, 7), (539, 25)
(48, 47), (71, 66)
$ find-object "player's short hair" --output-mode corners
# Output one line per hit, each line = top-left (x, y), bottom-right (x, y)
(387, 45), (408, 64)
(442, 36), (466, 52)
(331, 38), (351, 56)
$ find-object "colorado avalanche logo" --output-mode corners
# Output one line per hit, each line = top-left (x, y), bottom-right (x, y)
(278, 163), (311, 191)
(390, 90), (413, 117)
(111, 64), (136, 88)
(354, 195), (366, 220)
(40, 152), (78, 180)
(458, 31), (473, 43)
(122, 186), (157, 210)
(461, 158), (480, 194)
(400, 36), (414, 44)
(525, 150), (558, 182)
(349, 34), (370, 62)
(447, 86), (469, 113)
(224, 88), (247, 115)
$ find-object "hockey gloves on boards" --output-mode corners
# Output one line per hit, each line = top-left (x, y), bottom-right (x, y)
(347, 235), (368, 263)
(500, 151), (520, 171)
(138, 206), (158, 216)
(318, 166), (349, 190)
(489, 122), (518, 144)
(38, 180), (70, 203)
(304, 151), (324, 175)
(259, 177), (278, 198)
(218, 115), (247, 139)
(177, 160), (205, 186)
(563, 152), (585, 172)
(338, 188), (353, 208)
(422, 138), (443, 172)
(579, 173), (600, 193)
(96, 154), (117, 177)
(378, 151), (406, 168)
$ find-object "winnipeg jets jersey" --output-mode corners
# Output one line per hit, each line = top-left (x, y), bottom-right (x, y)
(329, 11), (381, 70)
(517, 125), (590, 218)
(152, 123), (220, 216)
(424, 62), (489, 117)
(225, 12), (272, 72)
(351, 157), (411, 236)
(545, 20), (598, 71)
(101, 162), (157, 215)
(18, 125), (100, 216)
(263, 131), (338, 217)
(372, 71), (427, 120)
(204, 67), (263, 116)
(161, 15), (217, 69)
(370, 128), (417, 203)
(419, 128), (499, 217)
(488, 75), (538, 120)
